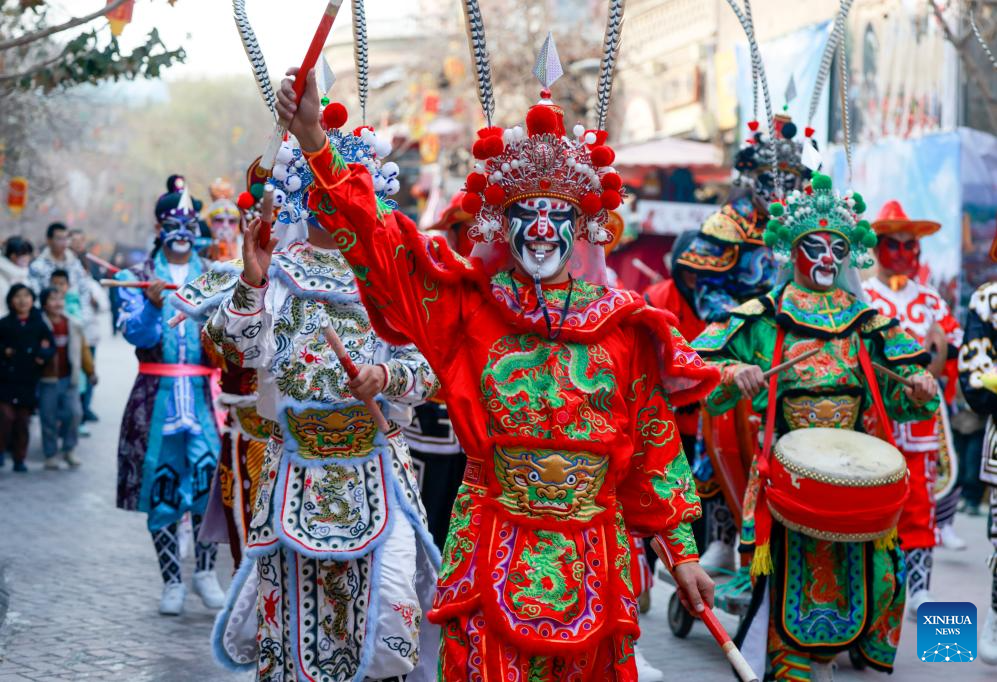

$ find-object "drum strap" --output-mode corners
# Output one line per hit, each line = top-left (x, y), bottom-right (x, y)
(751, 326), (785, 576)
(856, 338), (898, 448)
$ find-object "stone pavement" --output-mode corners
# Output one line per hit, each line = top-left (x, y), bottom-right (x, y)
(1, 331), (996, 680)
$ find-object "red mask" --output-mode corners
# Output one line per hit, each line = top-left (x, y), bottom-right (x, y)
(876, 235), (920, 278)
(795, 232), (849, 290)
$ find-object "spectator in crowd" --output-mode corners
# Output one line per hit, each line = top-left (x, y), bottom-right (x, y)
(49, 269), (82, 323)
(28, 223), (93, 323)
(952, 385), (987, 515)
(38, 287), (93, 469)
(0, 237), (34, 294)
(0, 284), (54, 472)
(66, 228), (107, 424)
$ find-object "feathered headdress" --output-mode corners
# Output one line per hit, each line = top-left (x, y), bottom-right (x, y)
(457, 4), (625, 246)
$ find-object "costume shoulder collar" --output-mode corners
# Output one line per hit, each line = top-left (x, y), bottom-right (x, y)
(487, 270), (643, 341)
(270, 241), (359, 303)
(172, 259), (243, 321)
(773, 282), (876, 339)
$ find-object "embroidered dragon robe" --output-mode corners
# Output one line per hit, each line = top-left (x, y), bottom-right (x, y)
(302, 143), (719, 681)
(693, 281), (939, 675)
(200, 242), (441, 682)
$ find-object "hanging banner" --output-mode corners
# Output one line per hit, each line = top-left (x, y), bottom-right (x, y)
(7, 177), (28, 216)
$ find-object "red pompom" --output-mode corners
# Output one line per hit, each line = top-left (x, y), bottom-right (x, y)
(601, 173), (622, 191)
(484, 185), (506, 206)
(465, 173), (487, 193)
(353, 125), (374, 137)
(477, 126), (504, 139)
(805, 126), (815, 138)
(601, 190), (622, 210)
(747, 120), (760, 132)
(590, 146), (615, 167)
(586, 129), (609, 146)
(483, 136), (504, 157)
(526, 106), (559, 136)
(322, 102), (348, 130)
(580, 193), (602, 216)
(472, 139), (489, 160)
(460, 193), (483, 214)
(236, 192), (256, 211)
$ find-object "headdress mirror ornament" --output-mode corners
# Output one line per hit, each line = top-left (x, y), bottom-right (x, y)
(763, 172), (876, 268)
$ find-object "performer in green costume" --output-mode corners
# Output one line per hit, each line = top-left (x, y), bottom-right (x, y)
(692, 173), (938, 680)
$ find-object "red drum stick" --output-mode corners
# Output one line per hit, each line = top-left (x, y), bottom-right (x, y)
(257, 183), (275, 248)
(259, 0), (345, 171)
(322, 325), (392, 433)
(650, 536), (759, 682)
(86, 252), (120, 275)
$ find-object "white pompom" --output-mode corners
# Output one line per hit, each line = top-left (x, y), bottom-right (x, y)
(373, 176), (386, 192)
(386, 178), (400, 195)
(510, 160), (520, 169)
(474, 162), (485, 173)
(361, 128), (375, 142)
(272, 189), (287, 206)
(584, 132), (597, 144)
(276, 145), (294, 164)
(272, 164), (289, 182)
(284, 174), (302, 192)
(382, 161), (400, 178)
(501, 163), (511, 173)
(503, 129), (514, 144)
(513, 126), (524, 139)
(573, 124), (586, 138)
(374, 138), (392, 158)
(490, 171), (503, 182)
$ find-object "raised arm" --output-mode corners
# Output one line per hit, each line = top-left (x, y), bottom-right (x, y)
(380, 343), (440, 406)
(276, 67), (466, 362)
(114, 270), (162, 349)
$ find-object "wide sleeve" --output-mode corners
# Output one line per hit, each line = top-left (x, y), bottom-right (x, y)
(864, 323), (939, 422)
(380, 342), (441, 405)
(959, 298), (997, 418)
(618, 331), (702, 565)
(304, 143), (467, 363)
(693, 313), (769, 415)
(114, 271), (162, 349)
(203, 275), (273, 369)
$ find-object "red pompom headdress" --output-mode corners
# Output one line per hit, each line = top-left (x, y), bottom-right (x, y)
(459, 32), (623, 246)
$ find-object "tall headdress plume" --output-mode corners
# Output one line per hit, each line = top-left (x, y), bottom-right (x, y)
(232, 0), (277, 119)
(724, 0), (773, 141)
(807, 0), (854, 127)
(352, 0), (369, 124)
(460, 0), (496, 126)
(595, 0), (624, 131)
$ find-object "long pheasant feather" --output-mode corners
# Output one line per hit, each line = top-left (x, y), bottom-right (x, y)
(595, 0), (625, 131)
(232, 0), (276, 119)
(461, 0), (495, 125)
(352, 0), (369, 124)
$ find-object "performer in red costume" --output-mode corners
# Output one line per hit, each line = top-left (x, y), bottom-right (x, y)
(862, 200), (964, 618)
(270, 14), (719, 679)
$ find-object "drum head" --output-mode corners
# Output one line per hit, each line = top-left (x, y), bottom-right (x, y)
(775, 427), (906, 486)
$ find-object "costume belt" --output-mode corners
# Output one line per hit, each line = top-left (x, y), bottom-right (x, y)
(139, 362), (214, 377)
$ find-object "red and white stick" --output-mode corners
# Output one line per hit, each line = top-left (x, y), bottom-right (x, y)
(86, 252), (120, 275)
(322, 325), (392, 433)
(100, 279), (179, 291)
(631, 257), (663, 283)
(650, 536), (759, 682)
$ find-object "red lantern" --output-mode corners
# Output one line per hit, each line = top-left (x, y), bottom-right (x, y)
(7, 177), (28, 216)
(106, 0), (135, 37)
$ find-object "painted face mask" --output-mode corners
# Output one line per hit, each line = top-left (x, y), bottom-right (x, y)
(211, 215), (239, 243)
(876, 235), (920, 279)
(796, 232), (849, 290)
(159, 216), (199, 254)
(507, 197), (576, 281)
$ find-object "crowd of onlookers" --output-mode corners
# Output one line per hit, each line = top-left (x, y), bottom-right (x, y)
(0, 223), (108, 472)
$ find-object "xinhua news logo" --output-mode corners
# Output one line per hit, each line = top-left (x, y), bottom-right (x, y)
(916, 601), (977, 663)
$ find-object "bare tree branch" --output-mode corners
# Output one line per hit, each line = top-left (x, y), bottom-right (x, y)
(0, 0), (130, 51)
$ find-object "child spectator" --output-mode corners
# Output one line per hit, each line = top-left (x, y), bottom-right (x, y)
(0, 284), (54, 472)
(49, 269), (83, 324)
(38, 287), (94, 469)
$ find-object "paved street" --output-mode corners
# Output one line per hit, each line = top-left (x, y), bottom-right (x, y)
(0, 330), (995, 680)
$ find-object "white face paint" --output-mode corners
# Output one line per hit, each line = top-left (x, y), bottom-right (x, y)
(507, 197), (576, 281)
(168, 239), (192, 254)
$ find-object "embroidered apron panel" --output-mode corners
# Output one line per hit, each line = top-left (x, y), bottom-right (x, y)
(283, 405), (377, 461)
(494, 447), (609, 522)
